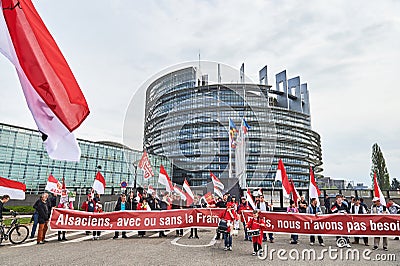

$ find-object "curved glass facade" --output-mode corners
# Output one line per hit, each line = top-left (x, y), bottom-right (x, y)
(0, 123), (171, 194)
(144, 66), (322, 188)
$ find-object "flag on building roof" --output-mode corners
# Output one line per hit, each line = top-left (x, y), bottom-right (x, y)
(0, 0), (89, 162)
(229, 118), (238, 148)
(138, 150), (154, 179)
(92, 172), (106, 195)
(158, 165), (173, 192)
(373, 172), (386, 206)
(242, 118), (251, 134)
(275, 159), (292, 199)
(0, 176), (26, 200)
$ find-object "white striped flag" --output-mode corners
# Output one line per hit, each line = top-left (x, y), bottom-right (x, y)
(210, 171), (224, 191)
(275, 159), (292, 198)
(173, 185), (187, 201)
(0, 0), (89, 161)
(0, 176), (26, 200)
(158, 165), (173, 192)
(245, 188), (256, 210)
(45, 174), (62, 195)
(138, 150), (154, 179)
(183, 179), (194, 206)
(373, 172), (386, 206)
(92, 172), (106, 195)
(309, 166), (321, 205)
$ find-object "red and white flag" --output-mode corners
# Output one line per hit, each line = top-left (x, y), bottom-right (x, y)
(245, 188), (256, 210)
(289, 179), (300, 207)
(275, 159), (292, 198)
(173, 185), (187, 201)
(158, 165), (173, 192)
(92, 172), (106, 195)
(45, 174), (62, 195)
(0, 0), (89, 161)
(183, 179), (194, 206)
(138, 150), (154, 179)
(309, 166), (321, 205)
(210, 172), (224, 191)
(373, 172), (386, 206)
(0, 176), (26, 200)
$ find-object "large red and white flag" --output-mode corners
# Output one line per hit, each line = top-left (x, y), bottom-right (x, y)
(309, 166), (321, 205)
(289, 179), (300, 207)
(0, 176), (26, 200)
(45, 174), (62, 195)
(183, 179), (194, 206)
(158, 165), (173, 192)
(275, 159), (292, 198)
(138, 150), (154, 179)
(0, 0), (89, 161)
(245, 188), (256, 210)
(92, 172), (106, 195)
(373, 172), (386, 206)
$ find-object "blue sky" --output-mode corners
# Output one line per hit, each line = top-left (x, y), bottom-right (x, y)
(0, 0), (399, 186)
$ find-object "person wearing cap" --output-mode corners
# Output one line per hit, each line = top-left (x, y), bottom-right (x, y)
(238, 196), (252, 241)
(246, 210), (266, 256)
(371, 197), (388, 250)
(92, 203), (103, 240)
(350, 197), (368, 246)
(218, 202), (238, 251)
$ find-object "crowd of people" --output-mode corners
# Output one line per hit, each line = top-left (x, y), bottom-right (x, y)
(1, 189), (399, 255)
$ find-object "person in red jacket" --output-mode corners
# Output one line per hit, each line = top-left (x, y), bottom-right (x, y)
(246, 210), (266, 255)
(218, 202), (237, 251)
(237, 197), (252, 241)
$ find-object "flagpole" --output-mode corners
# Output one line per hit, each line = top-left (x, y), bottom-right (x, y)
(229, 119), (232, 179)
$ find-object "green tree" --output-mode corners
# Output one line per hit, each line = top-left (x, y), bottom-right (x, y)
(391, 178), (400, 190)
(371, 143), (390, 190)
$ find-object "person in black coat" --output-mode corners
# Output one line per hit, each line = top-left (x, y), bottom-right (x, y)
(126, 191), (138, 211)
(36, 193), (50, 244)
(113, 194), (131, 239)
(0, 195), (10, 220)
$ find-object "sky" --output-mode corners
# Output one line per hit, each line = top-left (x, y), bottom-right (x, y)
(0, 0), (399, 186)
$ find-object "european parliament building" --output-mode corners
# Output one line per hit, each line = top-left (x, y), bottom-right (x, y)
(0, 123), (171, 194)
(143, 64), (323, 188)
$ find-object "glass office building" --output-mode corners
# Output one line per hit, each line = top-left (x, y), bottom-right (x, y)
(0, 122), (171, 194)
(143, 64), (322, 188)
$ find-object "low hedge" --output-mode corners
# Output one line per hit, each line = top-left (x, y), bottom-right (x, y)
(6, 206), (35, 214)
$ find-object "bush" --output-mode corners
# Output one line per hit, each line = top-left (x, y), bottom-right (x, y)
(6, 206), (35, 214)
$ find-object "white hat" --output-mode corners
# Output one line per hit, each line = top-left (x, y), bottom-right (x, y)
(372, 197), (380, 202)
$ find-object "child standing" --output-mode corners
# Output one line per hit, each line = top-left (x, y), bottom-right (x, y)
(246, 210), (266, 255)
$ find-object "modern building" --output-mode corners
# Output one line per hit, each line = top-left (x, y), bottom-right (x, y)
(143, 63), (323, 188)
(0, 122), (172, 194)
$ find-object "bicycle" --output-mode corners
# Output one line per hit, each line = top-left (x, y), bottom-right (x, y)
(0, 211), (29, 245)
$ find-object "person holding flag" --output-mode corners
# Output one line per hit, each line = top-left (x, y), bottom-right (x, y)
(371, 197), (388, 251)
(237, 197), (252, 241)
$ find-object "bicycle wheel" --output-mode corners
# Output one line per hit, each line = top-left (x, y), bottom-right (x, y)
(9, 225), (29, 244)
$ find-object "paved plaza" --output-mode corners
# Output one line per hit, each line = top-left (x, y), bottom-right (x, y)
(0, 224), (399, 266)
